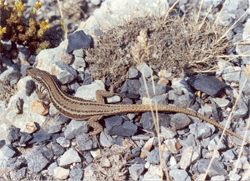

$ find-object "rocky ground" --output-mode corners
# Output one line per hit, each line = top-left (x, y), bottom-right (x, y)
(1, 0), (250, 180)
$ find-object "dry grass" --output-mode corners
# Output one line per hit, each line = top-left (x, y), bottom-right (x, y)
(84, 11), (231, 83)
(0, 80), (17, 104)
(89, 144), (129, 180)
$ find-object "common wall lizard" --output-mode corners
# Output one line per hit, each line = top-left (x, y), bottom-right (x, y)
(26, 68), (250, 144)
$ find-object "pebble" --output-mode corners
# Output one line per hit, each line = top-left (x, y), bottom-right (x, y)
(70, 168), (83, 180)
(59, 148), (81, 166)
(129, 164), (145, 180)
(189, 123), (213, 139)
(54, 167), (70, 179)
(169, 169), (191, 181)
(56, 137), (70, 148)
(20, 121), (37, 134)
(1, 145), (16, 158)
(26, 149), (50, 173)
(187, 74), (227, 97)
(146, 148), (160, 164)
(164, 139), (179, 154)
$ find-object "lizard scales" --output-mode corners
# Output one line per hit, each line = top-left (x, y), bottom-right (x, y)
(26, 68), (250, 144)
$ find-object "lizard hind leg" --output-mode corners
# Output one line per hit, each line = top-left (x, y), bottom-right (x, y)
(86, 115), (104, 144)
(95, 78), (124, 104)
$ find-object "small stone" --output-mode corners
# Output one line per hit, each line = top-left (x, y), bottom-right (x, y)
(26, 149), (50, 173)
(71, 57), (86, 72)
(187, 74), (227, 97)
(211, 175), (225, 181)
(158, 70), (172, 79)
(137, 62), (152, 78)
(51, 142), (65, 156)
(129, 67), (139, 79)
(204, 150), (220, 159)
(105, 115), (137, 136)
(76, 134), (96, 151)
(170, 113), (191, 130)
(54, 167), (70, 179)
(51, 61), (77, 84)
(139, 79), (171, 98)
(59, 148), (81, 166)
(90, 149), (101, 158)
(1, 145), (16, 158)
(213, 98), (230, 108)
(170, 156), (177, 167)
(106, 95), (122, 104)
(189, 123), (213, 139)
(179, 134), (196, 148)
(129, 164), (145, 180)
(72, 49), (84, 57)
(15, 167), (27, 179)
(164, 139), (179, 154)
(70, 168), (83, 180)
(140, 152), (147, 159)
(229, 171), (241, 181)
(100, 157), (111, 167)
(143, 137), (154, 151)
(21, 121), (37, 134)
(56, 137), (70, 147)
(31, 100), (49, 116)
(48, 162), (58, 176)
(28, 130), (51, 145)
(222, 149), (235, 161)
(66, 30), (92, 53)
(180, 146), (194, 170)
(99, 131), (112, 147)
(120, 79), (141, 99)
(146, 149), (160, 164)
(64, 120), (88, 139)
(19, 132), (32, 145)
(222, 66), (241, 83)
(47, 125), (62, 134)
(158, 77), (169, 85)
(60, 52), (73, 64)
(6, 126), (20, 143)
(91, 0), (101, 5)
(192, 159), (227, 177)
(169, 169), (191, 181)
(208, 136), (227, 151)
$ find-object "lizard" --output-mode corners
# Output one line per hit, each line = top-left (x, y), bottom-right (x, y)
(26, 67), (250, 144)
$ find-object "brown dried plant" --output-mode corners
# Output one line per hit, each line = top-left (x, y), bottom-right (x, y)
(85, 13), (230, 83)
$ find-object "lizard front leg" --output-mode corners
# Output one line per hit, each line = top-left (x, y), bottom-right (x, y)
(35, 84), (50, 105)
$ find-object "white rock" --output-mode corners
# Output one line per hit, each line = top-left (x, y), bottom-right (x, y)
(54, 167), (70, 179)
(75, 80), (105, 101)
(59, 148), (81, 166)
(180, 146), (193, 170)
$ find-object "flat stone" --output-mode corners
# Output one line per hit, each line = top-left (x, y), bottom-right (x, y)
(187, 75), (227, 97)
(129, 164), (145, 180)
(169, 169), (191, 181)
(54, 167), (70, 179)
(26, 149), (50, 173)
(59, 148), (81, 166)
(192, 159), (227, 177)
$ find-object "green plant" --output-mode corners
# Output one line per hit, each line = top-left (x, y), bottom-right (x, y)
(0, 0), (50, 55)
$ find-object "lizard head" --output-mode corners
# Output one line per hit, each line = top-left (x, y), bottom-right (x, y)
(26, 68), (45, 84)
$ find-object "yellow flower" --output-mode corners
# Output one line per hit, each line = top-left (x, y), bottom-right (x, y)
(0, 26), (7, 37)
(40, 20), (50, 31)
(34, 1), (42, 9)
(16, 1), (25, 11)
